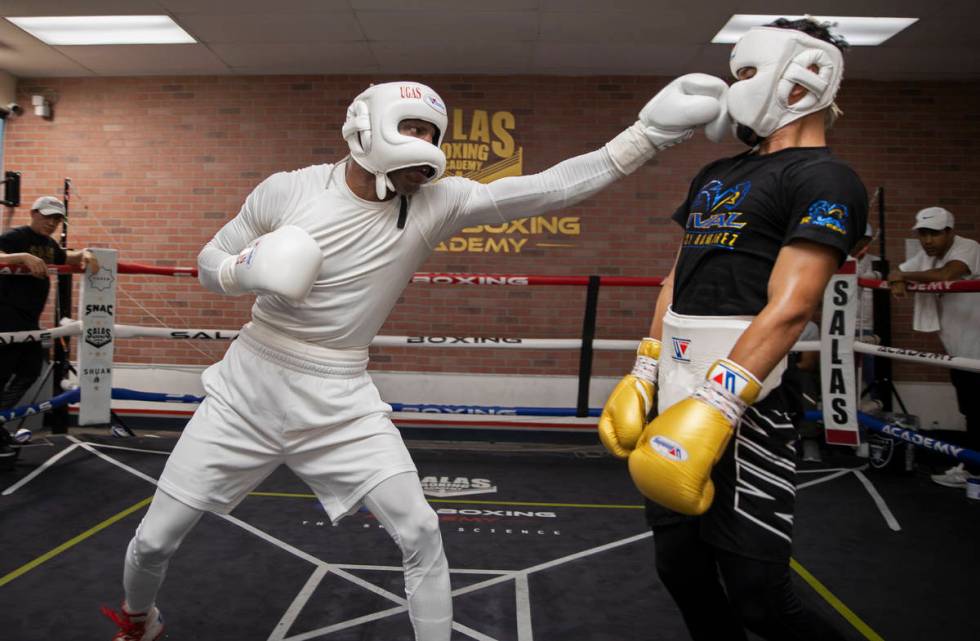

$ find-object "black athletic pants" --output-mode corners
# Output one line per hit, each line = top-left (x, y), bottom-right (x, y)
(950, 368), (980, 473)
(0, 342), (43, 411)
(652, 518), (848, 641)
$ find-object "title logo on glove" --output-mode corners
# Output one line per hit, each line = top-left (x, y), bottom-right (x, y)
(650, 435), (688, 462)
(709, 362), (750, 396)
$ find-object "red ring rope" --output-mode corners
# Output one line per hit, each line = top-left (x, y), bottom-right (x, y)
(4, 260), (980, 292)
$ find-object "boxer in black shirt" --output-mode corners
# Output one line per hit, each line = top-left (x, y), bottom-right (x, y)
(600, 18), (866, 640)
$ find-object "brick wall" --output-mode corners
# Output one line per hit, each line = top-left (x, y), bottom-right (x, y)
(4, 75), (978, 382)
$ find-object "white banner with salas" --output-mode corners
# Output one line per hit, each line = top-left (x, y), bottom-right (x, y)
(821, 258), (859, 445)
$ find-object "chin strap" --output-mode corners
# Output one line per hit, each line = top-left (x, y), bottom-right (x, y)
(397, 196), (408, 229)
(735, 123), (765, 147)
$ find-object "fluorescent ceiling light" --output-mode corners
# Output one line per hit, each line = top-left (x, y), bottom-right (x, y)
(7, 15), (196, 45)
(712, 15), (918, 46)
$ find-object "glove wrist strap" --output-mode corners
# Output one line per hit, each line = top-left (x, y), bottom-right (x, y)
(218, 254), (246, 295)
(630, 337), (660, 383)
(631, 355), (658, 384)
(605, 121), (657, 175)
(697, 358), (763, 424)
(693, 382), (745, 426)
(705, 358), (762, 402)
(645, 125), (694, 152)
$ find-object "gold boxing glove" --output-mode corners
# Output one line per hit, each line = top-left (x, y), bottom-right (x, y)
(627, 358), (761, 515)
(598, 338), (660, 459)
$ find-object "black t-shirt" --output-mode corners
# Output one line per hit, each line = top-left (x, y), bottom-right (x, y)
(0, 226), (66, 330)
(671, 147), (867, 316)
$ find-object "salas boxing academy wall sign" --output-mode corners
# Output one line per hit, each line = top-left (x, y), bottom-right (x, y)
(435, 107), (580, 254)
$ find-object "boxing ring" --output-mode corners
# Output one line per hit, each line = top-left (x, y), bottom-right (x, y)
(2, 253), (980, 641)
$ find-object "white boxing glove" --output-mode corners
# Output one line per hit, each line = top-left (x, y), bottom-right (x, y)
(639, 73), (729, 149)
(218, 225), (322, 301)
(704, 100), (732, 144)
(607, 73), (729, 174)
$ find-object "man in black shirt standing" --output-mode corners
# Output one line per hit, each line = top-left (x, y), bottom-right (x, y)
(599, 18), (865, 640)
(0, 196), (97, 466)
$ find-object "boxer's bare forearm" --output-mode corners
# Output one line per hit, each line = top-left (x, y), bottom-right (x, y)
(893, 260), (969, 284)
(648, 247), (680, 341)
(729, 241), (840, 380)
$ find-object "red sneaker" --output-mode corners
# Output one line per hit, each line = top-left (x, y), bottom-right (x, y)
(101, 603), (165, 641)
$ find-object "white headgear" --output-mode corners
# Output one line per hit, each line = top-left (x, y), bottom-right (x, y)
(342, 81), (448, 199)
(727, 26), (843, 144)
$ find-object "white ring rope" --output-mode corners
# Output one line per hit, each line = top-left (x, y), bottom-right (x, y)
(0, 320), (81, 342)
(4, 323), (978, 374)
(853, 341), (980, 372)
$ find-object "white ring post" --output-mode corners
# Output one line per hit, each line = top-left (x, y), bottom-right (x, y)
(77, 249), (116, 426)
(821, 258), (859, 445)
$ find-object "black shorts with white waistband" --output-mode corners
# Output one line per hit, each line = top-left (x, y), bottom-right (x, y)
(645, 370), (804, 563)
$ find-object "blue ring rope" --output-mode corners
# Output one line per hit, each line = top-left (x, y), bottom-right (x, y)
(805, 410), (980, 467)
(5, 388), (976, 468)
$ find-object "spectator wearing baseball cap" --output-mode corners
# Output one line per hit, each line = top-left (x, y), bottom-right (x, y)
(0, 196), (98, 468)
(912, 206), (955, 232)
(888, 207), (980, 487)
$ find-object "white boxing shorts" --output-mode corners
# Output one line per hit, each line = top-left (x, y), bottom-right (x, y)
(157, 321), (417, 523)
(658, 307), (788, 414)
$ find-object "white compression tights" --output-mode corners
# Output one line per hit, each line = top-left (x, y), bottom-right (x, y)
(364, 473), (453, 641)
(123, 488), (203, 613)
(123, 476), (451, 640)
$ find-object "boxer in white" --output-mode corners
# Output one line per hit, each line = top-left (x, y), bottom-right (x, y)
(102, 76), (729, 641)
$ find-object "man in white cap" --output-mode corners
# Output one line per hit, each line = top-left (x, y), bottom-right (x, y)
(102, 76), (732, 641)
(889, 207), (980, 487)
(0, 196), (97, 467)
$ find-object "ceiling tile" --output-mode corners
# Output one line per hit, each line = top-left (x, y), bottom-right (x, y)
(540, 11), (721, 44)
(684, 44), (735, 77)
(177, 12), (364, 44)
(844, 46), (980, 79)
(371, 41), (533, 74)
(211, 41), (377, 73)
(358, 10), (539, 42)
(0, 18), (93, 76)
(0, 45), (93, 77)
(732, 0), (942, 18)
(534, 43), (701, 75)
(353, 0), (539, 8)
(0, 1), (978, 80)
(0, 1), (163, 16)
(540, 0), (674, 8)
(879, 15), (979, 47)
(54, 44), (229, 76)
(159, 0), (352, 13)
